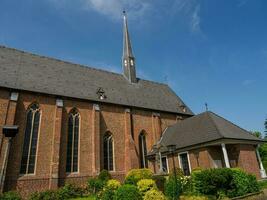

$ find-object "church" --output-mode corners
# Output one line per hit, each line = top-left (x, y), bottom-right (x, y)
(0, 12), (265, 197)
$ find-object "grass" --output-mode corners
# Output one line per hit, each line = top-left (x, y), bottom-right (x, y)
(258, 180), (267, 190)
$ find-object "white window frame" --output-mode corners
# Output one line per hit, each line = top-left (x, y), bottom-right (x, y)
(161, 156), (169, 173)
(104, 133), (115, 172)
(178, 151), (192, 175)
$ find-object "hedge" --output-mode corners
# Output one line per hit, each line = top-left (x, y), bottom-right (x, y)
(192, 168), (259, 198)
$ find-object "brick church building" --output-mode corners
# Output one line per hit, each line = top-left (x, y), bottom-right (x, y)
(0, 13), (265, 196)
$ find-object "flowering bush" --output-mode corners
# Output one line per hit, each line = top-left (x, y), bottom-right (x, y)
(106, 179), (121, 190)
(144, 189), (166, 200)
(124, 169), (153, 185)
(137, 179), (157, 196)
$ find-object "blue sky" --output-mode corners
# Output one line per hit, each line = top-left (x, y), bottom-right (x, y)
(0, 0), (266, 133)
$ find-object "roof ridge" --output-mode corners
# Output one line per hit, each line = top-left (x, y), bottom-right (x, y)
(208, 111), (257, 138)
(0, 45), (169, 87)
(206, 111), (225, 138)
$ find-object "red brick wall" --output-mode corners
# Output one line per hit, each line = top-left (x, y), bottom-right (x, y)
(237, 144), (261, 179)
(0, 88), (179, 197)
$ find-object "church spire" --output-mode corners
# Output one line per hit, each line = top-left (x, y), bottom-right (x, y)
(122, 11), (137, 83)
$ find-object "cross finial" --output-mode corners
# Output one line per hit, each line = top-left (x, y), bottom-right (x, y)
(205, 103), (208, 111)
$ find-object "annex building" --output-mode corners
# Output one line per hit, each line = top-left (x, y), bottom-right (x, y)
(0, 13), (265, 197)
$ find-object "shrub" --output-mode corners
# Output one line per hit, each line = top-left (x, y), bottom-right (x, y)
(0, 191), (22, 200)
(144, 189), (166, 200)
(87, 178), (105, 194)
(106, 179), (121, 190)
(192, 168), (260, 198)
(98, 169), (111, 182)
(164, 176), (182, 200)
(57, 184), (83, 199)
(137, 179), (157, 196)
(124, 168), (153, 185)
(29, 184), (83, 200)
(98, 179), (121, 200)
(114, 184), (142, 200)
(152, 175), (166, 191)
(29, 190), (59, 200)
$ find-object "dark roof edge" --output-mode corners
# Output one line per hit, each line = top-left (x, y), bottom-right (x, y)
(148, 137), (264, 157)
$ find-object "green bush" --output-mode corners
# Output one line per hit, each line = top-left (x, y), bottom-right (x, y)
(29, 184), (83, 200)
(143, 189), (166, 200)
(164, 176), (182, 200)
(98, 169), (111, 182)
(0, 191), (22, 200)
(192, 168), (259, 198)
(29, 190), (59, 200)
(57, 184), (84, 199)
(152, 175), (166, 191)
(137, 179), (157, 196)
(114, 184), (142, 200)
(106, 179), (121, 190)
(124, 168), (153, 185)
(98, 179), (121, 200)
(87, 178), (105, 194)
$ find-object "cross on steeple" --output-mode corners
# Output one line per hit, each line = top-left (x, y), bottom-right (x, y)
(122, 11), (137, 83)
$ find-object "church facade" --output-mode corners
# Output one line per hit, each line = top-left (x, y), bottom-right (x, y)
(0, 13), (265, 197)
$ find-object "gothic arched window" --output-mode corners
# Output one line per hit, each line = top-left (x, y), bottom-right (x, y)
(20, 103), (40, 174)
(139, 132), (148, 168)
(66, 109), (80, 173)
(103, 132), (114, 171)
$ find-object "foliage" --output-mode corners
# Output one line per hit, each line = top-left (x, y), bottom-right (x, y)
(137, 179), (157, 196)
(98, 170), (111, 182)
(57, 184), (84, 199)
(114, 184), (142, 200)
(143, 189), (166, 200)
(192, 168), (259, 198)
(124, 168), (153, 185)
(29, 184), (83, 200)
(258, 179), (267, 190)
(152, 175), (167, 191)
(97, 180), (121, 200)
(87, 178), (105, 194)
(251, 131), (262, 138)
(164, 176), (182, 200)
(0, 191), (21, 200)
(106, 179), (121, 190)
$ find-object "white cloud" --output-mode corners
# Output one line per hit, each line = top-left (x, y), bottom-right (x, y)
(191, 4), (201, 32)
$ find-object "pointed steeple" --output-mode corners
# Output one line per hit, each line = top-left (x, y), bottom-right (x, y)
(122, 11), (137, 83)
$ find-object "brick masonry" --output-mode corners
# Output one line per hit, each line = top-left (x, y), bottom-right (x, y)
(0, 87), (262, 198)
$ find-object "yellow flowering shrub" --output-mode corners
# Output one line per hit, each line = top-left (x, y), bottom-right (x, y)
(137, 179), (157, 195)
(144, 189), (166, 200)
(106, 179), (121, 190)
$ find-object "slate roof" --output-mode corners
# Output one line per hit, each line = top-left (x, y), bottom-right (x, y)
(0, 45), (193, 115)
(159, 111), (262, 150)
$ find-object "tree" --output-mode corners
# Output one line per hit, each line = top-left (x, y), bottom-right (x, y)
(265, 117), (267, 134)
(252, 131), (262, 139)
